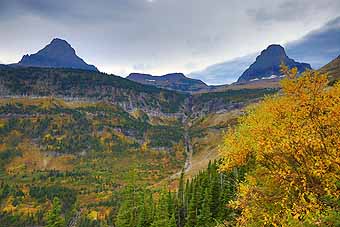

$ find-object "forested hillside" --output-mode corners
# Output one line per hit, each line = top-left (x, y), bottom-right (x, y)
(0, 67), (277, 226)
(0, 98), (186, 226)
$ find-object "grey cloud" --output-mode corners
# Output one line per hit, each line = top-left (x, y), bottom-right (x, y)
(286, 16), (340, 68)
(0, 0), (339, 84)
(247, 0), (340, 24)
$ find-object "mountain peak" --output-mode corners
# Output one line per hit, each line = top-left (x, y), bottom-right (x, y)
(237, 44), (311, 82)
(266, 44), (284, 49)
(261, 44), (286, 55)
(51, 37), (69, 43)
(49, 38), (73, 49)
(18, 38), (98, 71)
(255, 44), (287, 64)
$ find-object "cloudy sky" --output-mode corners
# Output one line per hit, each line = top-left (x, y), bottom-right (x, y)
(1, 0), (340, 79)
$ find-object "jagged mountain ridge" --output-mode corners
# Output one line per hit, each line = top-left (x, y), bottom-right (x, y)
(17, 38), (98, 71)
(237, 44), (311, 82)
(127, 72), (208, 93)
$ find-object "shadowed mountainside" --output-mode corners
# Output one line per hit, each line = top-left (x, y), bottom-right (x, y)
(17, 38), (98, 72)
(237, 44), (311, 82)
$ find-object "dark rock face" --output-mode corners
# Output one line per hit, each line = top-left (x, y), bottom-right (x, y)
(237, 44), (311, 82)
(18, 38), (98, 71)
(127, 72), (208, 93)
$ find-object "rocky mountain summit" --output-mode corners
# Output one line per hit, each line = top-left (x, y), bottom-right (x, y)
(237, 44), (311, 82)
(17, 38), (98, 71)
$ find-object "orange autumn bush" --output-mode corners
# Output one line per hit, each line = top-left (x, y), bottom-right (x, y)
(220, 66), (340, 226)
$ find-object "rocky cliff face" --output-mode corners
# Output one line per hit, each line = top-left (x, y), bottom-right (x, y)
(237, 44), (311, 82)
(17, 38), (98, 71)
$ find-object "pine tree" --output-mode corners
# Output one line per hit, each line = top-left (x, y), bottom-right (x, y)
(167, 191), (175, 217)
(137, 191), (153, 227)
(184, 187), (197, 227)
(116, 199), (133, 227)
(177, 171), (185, 227)
(46, 197), (65, 227)
(209, 170), (221, 218)
(151, 191), (170, 227)
(116, 169), (139, 227)
(197, 188), (213, 227)
(169, 213), (177, 227)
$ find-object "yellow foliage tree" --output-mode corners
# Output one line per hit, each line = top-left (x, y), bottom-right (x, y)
(219, 66), (340, 226)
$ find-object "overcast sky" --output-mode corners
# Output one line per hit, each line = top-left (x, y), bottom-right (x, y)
(0, 0), (340, 77)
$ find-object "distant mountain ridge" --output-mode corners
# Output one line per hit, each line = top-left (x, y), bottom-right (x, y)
(17, 38), (98, 71)
(237, 45), (311, 82)
(127, 72), (208, 93)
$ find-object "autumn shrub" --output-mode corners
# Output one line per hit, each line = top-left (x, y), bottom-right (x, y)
(220, 66), (340, 226)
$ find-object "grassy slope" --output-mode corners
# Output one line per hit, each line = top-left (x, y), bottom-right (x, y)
(186, 109), (242, 178)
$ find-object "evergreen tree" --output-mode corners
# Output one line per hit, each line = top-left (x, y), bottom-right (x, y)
(197, 188), (213, 227)
(137, 191), (153, 227)
(177, 171), (185, 227)
(169, 213), (177, 227)
(209, 170), (221, 218)
(113, 161), (243, 227)
(184, 188), (197, 227)
(46, 197), (65, 227)
(151, 191), (170, 227)
(116, 169), (139, 227)
(116, 199), (133, 227)
(167, 191), (175, 217)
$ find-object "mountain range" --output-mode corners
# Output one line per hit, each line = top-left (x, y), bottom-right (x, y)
(2, 37), (316, 93)
(1, 24), (339, 93)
